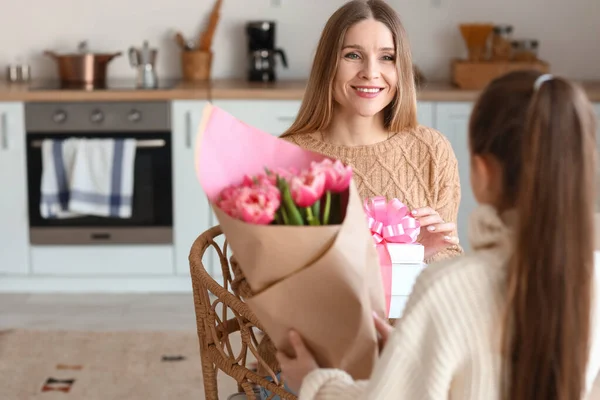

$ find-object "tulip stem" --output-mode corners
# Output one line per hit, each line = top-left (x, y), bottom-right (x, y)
(312, 201), (320, 225)
(277, 176), (303, 225)
(305, 207), (319, 226)
(322, 191), (331, 225)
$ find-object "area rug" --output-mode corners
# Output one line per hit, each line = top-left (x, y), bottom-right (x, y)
(0, 328), (237, 399)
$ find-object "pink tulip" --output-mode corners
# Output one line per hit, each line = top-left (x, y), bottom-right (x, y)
(217, 180), (281, 225)
(290, 169), (326, 207)
(311, 159), (353, 193)
(235, 186), (280, 224)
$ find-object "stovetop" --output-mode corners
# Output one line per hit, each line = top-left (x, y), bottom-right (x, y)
(28, 79), (179, 92)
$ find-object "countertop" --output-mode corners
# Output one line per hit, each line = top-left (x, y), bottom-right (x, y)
(1, 78), (599, 102)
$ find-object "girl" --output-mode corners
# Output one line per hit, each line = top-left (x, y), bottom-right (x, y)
(277, 71), (600, 400)
(280, 0), (461, 263)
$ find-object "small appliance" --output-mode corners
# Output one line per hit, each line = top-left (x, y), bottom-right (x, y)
(245, 21), (288, 82)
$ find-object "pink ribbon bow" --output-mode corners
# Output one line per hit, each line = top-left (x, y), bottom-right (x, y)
(364, 197), (421, 316)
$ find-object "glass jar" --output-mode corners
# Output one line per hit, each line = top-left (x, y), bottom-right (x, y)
(491, 25), (513, 61)
(511, 39), (539, 62)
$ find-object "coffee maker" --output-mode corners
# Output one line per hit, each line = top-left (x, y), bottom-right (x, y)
(245, 21), (288, 82)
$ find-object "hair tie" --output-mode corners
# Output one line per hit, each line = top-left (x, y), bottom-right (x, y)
(534, 74), (553, 90)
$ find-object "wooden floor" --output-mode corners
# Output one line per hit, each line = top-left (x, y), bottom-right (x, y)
(0, 293), (198, 331)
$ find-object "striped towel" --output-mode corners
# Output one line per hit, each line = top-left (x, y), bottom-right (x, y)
(40, 138), (137, 219)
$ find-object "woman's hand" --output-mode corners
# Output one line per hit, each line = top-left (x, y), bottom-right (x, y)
(373, 312), (394, 353)
(276, 330), (319, 394)
(411, 206), (459, 260)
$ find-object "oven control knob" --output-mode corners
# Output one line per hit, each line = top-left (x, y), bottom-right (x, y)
(90, 110), (104, 124)
(53, 110), (67, 123)
(128, 109), (142, 123)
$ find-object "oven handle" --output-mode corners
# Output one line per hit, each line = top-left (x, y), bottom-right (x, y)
(30, 139), (166, 149)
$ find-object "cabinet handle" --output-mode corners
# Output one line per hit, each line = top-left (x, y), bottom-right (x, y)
(0, 113), (7, 150)
(185, 111), (192, 149)
(277, 116), (296, 122)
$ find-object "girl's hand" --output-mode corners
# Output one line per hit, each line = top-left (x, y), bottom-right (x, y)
(373, 312), (394, 352)
(276, 330), (319, 394)
(411, 206), (459, 260)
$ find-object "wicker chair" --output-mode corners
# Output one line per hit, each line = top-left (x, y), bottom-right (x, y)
(189, 225), (297, 400)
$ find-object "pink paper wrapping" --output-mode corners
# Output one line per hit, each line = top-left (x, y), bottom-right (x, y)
(364, 196), (421, 315)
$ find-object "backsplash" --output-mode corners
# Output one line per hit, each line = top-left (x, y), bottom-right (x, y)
(1, 0), (598, 81)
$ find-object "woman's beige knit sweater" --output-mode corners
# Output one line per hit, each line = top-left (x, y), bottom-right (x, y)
(283, 126), (463, 263)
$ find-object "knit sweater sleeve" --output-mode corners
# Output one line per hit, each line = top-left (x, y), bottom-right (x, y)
(427, 131), (463, 263)
(298, 270), (456, 400)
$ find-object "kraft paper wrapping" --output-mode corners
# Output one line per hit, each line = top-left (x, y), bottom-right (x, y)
(195, 103), (386, 379)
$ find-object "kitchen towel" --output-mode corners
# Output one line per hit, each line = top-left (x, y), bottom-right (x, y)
(40, 138), (137, 219)
(68, 138), (137, 218)
(40, 138), (81, 219)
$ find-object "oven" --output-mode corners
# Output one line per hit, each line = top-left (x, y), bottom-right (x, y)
(25, 101), (173, 245)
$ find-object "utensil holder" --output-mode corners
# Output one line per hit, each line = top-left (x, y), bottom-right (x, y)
(181, 50), (212, 81)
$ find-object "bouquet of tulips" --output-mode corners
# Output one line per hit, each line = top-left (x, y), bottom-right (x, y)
(216, 159), (351, 227)
(195, 104), (387, 380)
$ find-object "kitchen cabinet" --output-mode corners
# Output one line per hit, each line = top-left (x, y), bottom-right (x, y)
(212, 99), (437, 136)
(416, 101), (435, 128)
(434, 102), (476, 252)
(211, 99), (302, 136)
(171, 101), (214, 277)
(0, 102), (29, 275)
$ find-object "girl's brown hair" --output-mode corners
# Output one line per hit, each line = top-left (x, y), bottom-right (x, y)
(469, 70), (597, 400)
(280, 0), (417, 138)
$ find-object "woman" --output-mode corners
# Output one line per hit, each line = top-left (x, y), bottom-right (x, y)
(281, 0), (461, 263)
(277, 71), (600, 399)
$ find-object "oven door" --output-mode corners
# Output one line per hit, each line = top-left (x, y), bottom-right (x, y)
(26, 132), (173, 245)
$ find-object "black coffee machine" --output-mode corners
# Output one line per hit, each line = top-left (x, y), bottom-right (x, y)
(245, 21), (288, 82)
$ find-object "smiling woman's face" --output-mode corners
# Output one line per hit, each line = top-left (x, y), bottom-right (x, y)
(332, 18), (398, 118)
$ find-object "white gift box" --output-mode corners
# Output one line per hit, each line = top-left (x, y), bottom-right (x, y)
(385, 243), (426, 319)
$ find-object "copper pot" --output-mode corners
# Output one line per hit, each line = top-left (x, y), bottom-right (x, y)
(44, 42), (122, 85)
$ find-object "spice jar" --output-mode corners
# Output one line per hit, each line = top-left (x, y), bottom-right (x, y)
(490, 25), (513, 61)
(511, 39), (539, 62)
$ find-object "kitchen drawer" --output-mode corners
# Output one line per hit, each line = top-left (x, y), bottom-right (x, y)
(30, 245), (174, 276)
(211, 100), (301, 136)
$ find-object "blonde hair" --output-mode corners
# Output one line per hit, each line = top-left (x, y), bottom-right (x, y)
(280, 0), (417, 138)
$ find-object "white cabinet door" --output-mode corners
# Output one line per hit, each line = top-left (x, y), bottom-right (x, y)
(434, 102), (476, 252)
(171, 101), (214, 277)
(211, 100), (302, 136)
(0, 102), (29, 274)
(416, 101), (434, 128)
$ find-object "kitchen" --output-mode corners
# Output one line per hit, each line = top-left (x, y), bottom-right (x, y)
(0, 0), (599, 398)
(0, 0), (598, 293)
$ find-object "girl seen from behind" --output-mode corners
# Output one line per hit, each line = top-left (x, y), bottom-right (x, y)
(278, 71), (600, 400)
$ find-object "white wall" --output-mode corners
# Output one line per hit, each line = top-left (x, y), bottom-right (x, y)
(1, 0), (598, 82)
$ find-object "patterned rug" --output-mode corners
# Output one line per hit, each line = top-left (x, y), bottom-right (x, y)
(0, 329), (237, 399)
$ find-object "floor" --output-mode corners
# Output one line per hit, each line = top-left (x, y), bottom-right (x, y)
(0, 293), (250, 399)
(0, 293), (198, 331)
(3, 293), (600, 399)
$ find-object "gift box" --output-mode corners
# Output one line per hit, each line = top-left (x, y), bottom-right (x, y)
(387, 243), (426, 318)
(364, 197), (426, 319)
